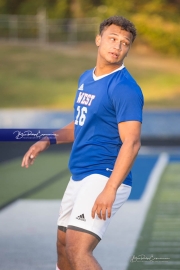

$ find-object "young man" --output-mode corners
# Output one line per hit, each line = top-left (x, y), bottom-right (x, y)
(22, 16), (143, 270)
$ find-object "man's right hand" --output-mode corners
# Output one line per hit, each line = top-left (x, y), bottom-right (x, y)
(21, 139), (50, 168)
(21, 121), (74, 168)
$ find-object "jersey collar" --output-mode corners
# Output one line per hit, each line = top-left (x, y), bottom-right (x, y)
(93, 64), (125, 81)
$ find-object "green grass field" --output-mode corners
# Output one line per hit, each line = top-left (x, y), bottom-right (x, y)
(0, 149), (70, 209)
(0, 42), (180, 109)
(127, 162), (180, 270)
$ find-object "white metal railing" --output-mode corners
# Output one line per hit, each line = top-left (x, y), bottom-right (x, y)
(0, 13), (99, 44)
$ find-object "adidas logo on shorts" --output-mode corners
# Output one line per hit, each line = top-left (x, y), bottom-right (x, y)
(76, 213), (86, 221)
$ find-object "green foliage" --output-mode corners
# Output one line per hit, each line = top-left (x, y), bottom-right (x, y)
(132, 13), (180, 55)
(48, 0), (71, 19)
(18, 0), (46, 15)
(104, 0), (134, 15)
(0, 0), (6, 13)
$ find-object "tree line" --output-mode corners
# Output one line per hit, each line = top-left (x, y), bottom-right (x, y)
(0, 0), (180, 54)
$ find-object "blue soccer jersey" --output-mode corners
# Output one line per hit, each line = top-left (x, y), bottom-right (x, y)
(68, 66), (144, 186)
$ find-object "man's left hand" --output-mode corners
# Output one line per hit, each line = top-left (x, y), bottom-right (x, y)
(91, 186), (116, 220)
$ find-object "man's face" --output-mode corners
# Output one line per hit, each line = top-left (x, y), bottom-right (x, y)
(96, 24), (133, 66)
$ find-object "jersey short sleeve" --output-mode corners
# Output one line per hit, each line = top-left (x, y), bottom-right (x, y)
(110, 80), (144, 124)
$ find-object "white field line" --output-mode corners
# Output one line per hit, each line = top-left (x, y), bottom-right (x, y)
(149, 242), (180, 246)
(141, 152), (169, 207)
(144, 261), (180, 265)
(123, 153), (169, 270)
(149, 247), (180, 252)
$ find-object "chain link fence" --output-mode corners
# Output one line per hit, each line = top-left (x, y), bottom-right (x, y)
(0, 12), (99, 44)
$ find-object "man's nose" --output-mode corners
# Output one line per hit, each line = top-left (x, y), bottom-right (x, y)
(114, 42), (122, 50)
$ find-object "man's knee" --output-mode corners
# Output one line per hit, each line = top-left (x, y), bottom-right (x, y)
(66, 242), (86, 267)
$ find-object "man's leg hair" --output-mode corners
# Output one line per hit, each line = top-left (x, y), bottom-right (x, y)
(66, 228), (102, 270)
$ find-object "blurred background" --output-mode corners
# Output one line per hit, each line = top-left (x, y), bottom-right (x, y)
(0, 0), (180, 110)
(0, 0), (180, 141)
(0, 1), (180, 270)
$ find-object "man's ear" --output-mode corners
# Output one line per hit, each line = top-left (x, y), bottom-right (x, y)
(95, 35), (101, 47)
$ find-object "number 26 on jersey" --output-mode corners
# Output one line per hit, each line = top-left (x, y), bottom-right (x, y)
(75, 106), (87, 126)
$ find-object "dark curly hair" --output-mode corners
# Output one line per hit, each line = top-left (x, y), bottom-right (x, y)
(99, 16), (137, 42)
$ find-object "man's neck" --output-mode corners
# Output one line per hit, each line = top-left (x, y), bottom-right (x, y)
(94, 63), (123, 77)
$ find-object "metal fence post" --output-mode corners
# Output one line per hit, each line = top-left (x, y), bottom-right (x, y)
(37, 9), (47, 44)
(67, 20), (77, 44)
(9, 15), (18, 41)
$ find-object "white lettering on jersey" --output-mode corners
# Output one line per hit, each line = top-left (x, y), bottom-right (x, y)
(88, 95), (95, 106)
(77, 92), (84, 103)
(76, 92), (95, 106)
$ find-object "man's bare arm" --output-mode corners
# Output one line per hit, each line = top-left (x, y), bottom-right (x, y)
(21, 121), (74, 168)
(54, 121), (74, 144)
(91, 121), (141, 220)
(105, 121), (141, 190)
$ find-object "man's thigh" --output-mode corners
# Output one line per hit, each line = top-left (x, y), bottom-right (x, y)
(66, 228), (99, 253)
(66, 174), (131, 240)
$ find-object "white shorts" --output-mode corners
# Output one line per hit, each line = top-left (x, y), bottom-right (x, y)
(57, 174), (131, 240)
